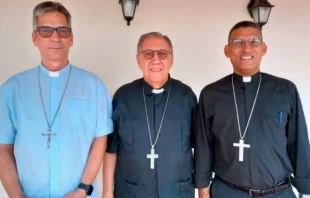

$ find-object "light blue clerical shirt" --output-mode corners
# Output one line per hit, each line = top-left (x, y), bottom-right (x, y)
(0, 63), (113, 198)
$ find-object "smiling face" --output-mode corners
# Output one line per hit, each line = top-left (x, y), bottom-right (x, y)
(136, 36), (173, 88)
(224, 27), (267, 76)
(32, 11), (73, 70)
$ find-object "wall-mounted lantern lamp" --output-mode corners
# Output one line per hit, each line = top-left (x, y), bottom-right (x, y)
(247, 0), (274, 28)
(119, 0), (139, 26)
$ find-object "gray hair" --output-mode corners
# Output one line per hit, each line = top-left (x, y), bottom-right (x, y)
(33, 1), (72, 31)
(137, 32), (173, 53)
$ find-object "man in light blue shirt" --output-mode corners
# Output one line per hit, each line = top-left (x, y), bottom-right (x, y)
(0, 1), (113, 197)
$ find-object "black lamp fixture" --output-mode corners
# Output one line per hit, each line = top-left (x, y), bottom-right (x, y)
(247, 0), (274, 28)
(119, 0), (139, 26)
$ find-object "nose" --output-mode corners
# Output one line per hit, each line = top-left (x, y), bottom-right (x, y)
(50, 29), (61, 41)
(241, 41), (251, 52)
(151, 51), (160, 60)
(150, 52), (162, 64)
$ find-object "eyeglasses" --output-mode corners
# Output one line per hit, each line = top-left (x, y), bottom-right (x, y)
(230, 37), (262, 47)
(139, 49), (172, 60)
(35, 26), (72, 38)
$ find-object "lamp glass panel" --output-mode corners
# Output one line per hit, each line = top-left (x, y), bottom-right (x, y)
(259, 6), (271, 23)
(123, 0), (135, 17)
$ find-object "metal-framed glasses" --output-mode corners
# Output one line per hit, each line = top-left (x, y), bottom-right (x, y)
(139, 49), (172, 60)
(231, 37), (262, 47)
(35, 26), (72, 38)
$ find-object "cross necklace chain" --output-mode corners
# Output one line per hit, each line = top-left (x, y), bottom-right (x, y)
(38, 66), (72, 150)
(143, 85), (171, 169)
(232, 74), (261, 162)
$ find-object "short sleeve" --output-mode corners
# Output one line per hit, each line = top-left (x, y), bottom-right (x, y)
(0, 83), (16, 144)
(94, 79), (113, 137)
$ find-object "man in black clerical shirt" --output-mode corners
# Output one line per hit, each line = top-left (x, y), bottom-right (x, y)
(194, 21), (310, 198)
(102, 32), (197, 198)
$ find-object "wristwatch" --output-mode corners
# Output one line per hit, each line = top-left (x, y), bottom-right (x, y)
(78, 183), (93, 196)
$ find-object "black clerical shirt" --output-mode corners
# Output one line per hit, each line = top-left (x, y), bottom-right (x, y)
(107, 77), (197, 198)
(194, 72), (310, 194)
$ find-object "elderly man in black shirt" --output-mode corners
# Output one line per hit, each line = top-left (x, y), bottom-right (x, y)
(102, 32), (197, 198)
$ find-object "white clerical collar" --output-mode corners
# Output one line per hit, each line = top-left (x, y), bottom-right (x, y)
(152, 88), (164, 94)
(49, 71), (59, 77)
(39, 62), (71, 78)
(243, 76), (252, 83)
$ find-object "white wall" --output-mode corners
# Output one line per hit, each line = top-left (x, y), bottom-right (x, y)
(0, 0), (309, 197)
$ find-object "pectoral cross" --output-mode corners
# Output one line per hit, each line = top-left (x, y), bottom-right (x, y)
(233, 139), (250, 162)
(147, 148), (158, 169)
(42, 131), (57, 150)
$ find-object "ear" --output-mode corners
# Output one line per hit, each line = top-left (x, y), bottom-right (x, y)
(136, 54), (142, 69)
(166, 53), (173, 69)
(32, 32), (38, 47)
(70, 33), (74, 47)
(224, 45), (230, 58)
(261, 42), (267, 56)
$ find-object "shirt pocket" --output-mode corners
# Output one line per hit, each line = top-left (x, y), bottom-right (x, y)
(118, 120), (135, 153)
(69, 99), (95, 132)
(170, 119), (191, 153)
(181, 119), (192, 153)
(262, 110), (289, 147)
(171, 177), (195, 198)
(123, 181), (147, 198)
(264, 110), (289, 129)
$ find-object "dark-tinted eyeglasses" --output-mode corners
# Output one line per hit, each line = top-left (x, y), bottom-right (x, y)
(139, 49), (172, 60)
(35, 26), (72, 38)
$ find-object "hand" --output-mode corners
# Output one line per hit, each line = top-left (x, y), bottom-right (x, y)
(102, 191), (114, 198)
(198, 187), (210, 198)
(63, 189), (87, 198)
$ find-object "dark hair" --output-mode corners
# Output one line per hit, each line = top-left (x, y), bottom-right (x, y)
(228, 21), (262, 43)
